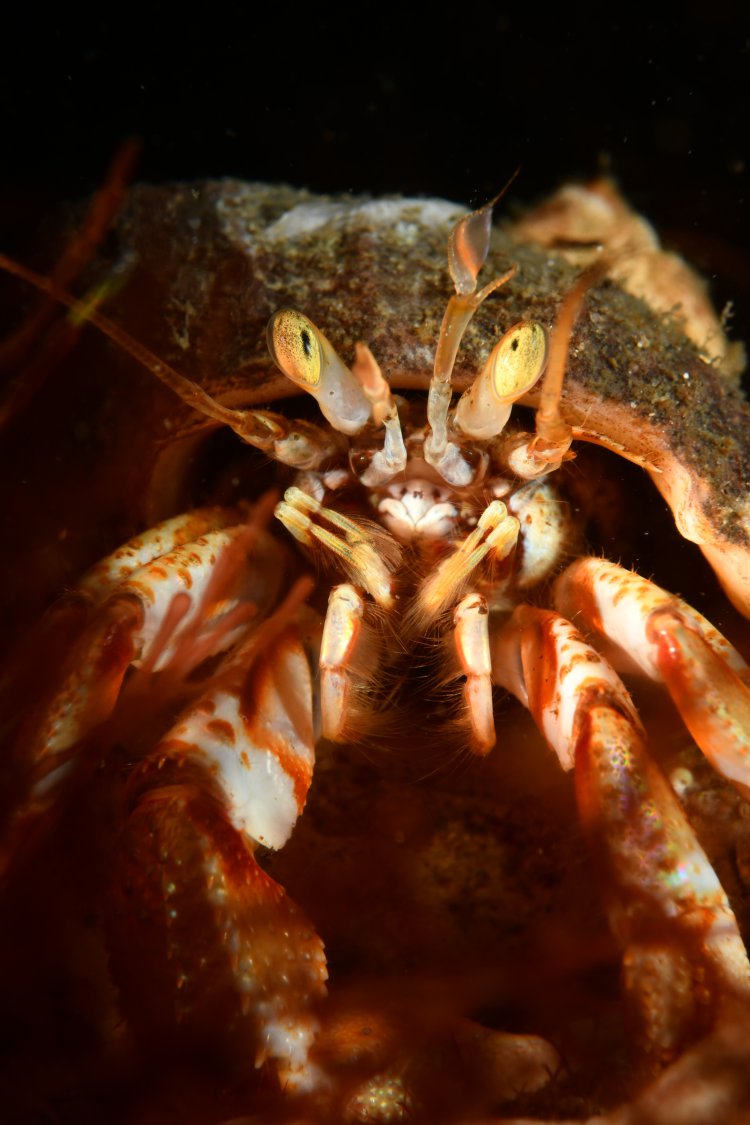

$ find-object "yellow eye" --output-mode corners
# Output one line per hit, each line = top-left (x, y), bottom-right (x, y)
(490, 321), (547, 400)
(267, 309), (322, 387)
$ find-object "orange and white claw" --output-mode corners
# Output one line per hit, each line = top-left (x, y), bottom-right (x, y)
(113, 610), (327, 1092)
(3, 509), (288, 873)
(109, 781), (328, 1096)
(554, 558), (750, 800)
(153, 586), (318, 851)
(19, 528), (258, 770)
(76, 506), (241, 602)
(0, 508), (237, 744)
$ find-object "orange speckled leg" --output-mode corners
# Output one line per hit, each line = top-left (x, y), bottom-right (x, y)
(493, 605), (750, 1059)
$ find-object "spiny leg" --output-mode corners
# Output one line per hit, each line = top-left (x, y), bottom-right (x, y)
(492, 605), (750, 1059)
(554, 558), (750, 799)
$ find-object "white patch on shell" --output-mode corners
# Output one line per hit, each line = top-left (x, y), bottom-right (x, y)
(265, 197), (466, 242)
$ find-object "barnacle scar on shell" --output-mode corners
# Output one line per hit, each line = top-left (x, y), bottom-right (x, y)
(1, 179), (750, 1124)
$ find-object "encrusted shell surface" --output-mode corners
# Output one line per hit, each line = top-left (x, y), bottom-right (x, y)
(73, 181), (750, 612)
(4, 180), (750, 634)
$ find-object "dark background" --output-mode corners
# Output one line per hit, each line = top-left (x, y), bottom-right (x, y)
(2, 5), (749, 338)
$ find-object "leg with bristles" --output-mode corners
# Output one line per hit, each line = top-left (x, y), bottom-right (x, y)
(491, 604), (750, 1060)
(320, 583), (380, 743)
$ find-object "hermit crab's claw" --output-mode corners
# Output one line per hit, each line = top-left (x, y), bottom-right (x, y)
(267, 309), (373, 435)
(108, 610), (329, 1094)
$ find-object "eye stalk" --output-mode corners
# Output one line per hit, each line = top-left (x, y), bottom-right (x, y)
(267, 309), (373, 435)
(454, 321), (548, 440)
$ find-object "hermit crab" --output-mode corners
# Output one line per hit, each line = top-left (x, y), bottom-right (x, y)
(2, 178), (750, 1124)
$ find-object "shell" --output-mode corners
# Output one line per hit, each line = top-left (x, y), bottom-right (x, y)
(6, 180), (750, 623)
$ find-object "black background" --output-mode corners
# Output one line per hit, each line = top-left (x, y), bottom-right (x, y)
(2, 4), (749, 340)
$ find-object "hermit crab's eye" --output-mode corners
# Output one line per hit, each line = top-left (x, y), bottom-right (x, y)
(454, 321), (548, 441)
(267, 309), (322, 387)
(490, 322), (548, 399)
(267, 308), (373, 435)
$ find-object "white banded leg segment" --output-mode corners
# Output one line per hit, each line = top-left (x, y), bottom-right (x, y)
(77, 507), (239, 603)
(276, 486), (399, 609)
(555, 558), (750, 798)
(454, 593), (495, 754)
(157, 624), (316, 850)
(418, 501), (519, 624)
(125, 525), (285, 672)
(320, 584), (367, 742)
(491, 604), (641, 770)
